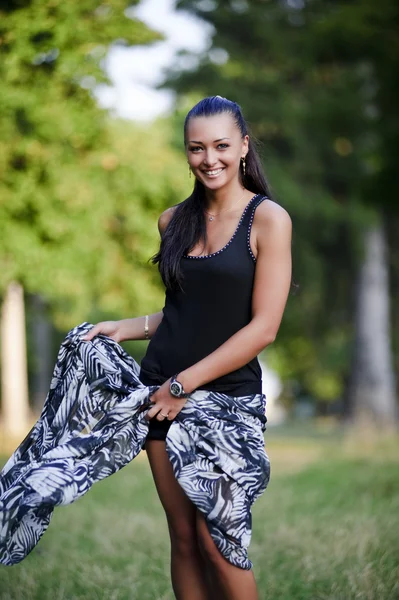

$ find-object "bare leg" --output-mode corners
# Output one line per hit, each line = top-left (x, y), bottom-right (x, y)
(146, 440), (210, 600)
(196, 510), (259, 600)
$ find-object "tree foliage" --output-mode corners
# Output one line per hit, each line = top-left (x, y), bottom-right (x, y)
(165, 0), (399, 404)
(0, 0), (190, 328)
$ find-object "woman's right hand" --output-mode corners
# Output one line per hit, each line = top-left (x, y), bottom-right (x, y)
(81, 321), (123, 343)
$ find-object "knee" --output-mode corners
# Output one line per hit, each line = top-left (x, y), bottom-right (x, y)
(168, 518), (199, 557)
(197, 535), (221, 566)
(196, 521), (226, 568)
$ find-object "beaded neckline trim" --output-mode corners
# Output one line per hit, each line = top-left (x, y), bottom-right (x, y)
(246, 196), (268, 263)
(183, 194), (260, 260)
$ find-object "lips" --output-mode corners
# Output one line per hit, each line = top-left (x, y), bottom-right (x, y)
(202, 168), (224, 177)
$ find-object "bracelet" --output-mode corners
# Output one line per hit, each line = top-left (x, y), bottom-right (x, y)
(144, 314), (149, 340)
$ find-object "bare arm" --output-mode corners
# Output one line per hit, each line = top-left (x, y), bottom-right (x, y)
(146, 199), (292, 422)
(120, 312), (164, 341)
(178, 200), (292, 393)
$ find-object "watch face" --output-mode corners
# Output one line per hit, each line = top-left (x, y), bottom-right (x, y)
(170, 381), (182, 397)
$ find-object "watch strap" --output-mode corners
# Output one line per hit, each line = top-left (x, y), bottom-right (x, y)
(170, 375), (190, 398)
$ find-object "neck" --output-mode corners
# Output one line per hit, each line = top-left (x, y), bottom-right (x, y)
(205, 182), (246, 212)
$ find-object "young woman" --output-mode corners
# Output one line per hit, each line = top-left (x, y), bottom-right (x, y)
(83, 96), (292, 600)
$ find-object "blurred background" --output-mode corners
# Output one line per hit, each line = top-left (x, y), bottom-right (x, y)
(1, 0), (398, 443)
(1, 2), (398, 598)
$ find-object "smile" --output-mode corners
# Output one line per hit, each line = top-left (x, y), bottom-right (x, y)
(203, 168), (224, 177)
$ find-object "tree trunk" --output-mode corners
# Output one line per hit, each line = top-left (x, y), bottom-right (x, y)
(30, 294), (53, 415)
(1, 281), (30, 440)
(349, 219), (397, 428)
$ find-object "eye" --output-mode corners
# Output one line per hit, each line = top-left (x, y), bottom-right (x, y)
(189, 146), (202, 153)
(217, 143), (229, 149)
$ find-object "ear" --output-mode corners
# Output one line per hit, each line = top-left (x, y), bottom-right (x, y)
(241, 135), (249, 157)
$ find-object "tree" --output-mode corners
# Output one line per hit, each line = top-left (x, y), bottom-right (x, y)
(348, 221), (397, 427)
(0, 1), (190, 435)
(0, 0), (159, 309)
(1, 282), (30, 437)
(164, 0), (398, 425)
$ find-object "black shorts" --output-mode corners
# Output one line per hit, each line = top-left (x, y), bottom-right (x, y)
(147, 417), (172, 441)
(140, 367), (262, 442)
(140, 369), (171, 442)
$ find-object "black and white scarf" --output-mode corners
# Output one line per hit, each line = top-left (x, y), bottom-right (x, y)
(0, 323), (270, 569)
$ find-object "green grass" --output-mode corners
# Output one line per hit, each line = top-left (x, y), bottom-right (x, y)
(1, 431), (398, 600)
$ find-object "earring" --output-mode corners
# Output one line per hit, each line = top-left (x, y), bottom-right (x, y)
(241, 156), (246, 177)
(188, 165), (192, 178)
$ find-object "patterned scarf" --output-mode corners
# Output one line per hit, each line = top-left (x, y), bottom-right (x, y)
(0, 323), (270, 569)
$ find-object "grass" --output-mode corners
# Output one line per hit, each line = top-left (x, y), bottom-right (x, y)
(0, 426), (398, 600)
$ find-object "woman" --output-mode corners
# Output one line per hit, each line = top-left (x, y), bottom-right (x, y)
(83, 96), (292, 600)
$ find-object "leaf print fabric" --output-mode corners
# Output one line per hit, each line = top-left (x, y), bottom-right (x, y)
(0, 323), (270, 569)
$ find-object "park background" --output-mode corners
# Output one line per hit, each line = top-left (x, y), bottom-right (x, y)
(0, 0), (398, 598)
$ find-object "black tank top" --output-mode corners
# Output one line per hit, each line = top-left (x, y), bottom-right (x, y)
(140, 193), (268, 395)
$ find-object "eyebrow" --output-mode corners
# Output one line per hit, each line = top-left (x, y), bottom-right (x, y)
(188, 137), (231, 144)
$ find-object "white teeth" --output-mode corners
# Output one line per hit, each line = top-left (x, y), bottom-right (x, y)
(204, 168), (223, 176)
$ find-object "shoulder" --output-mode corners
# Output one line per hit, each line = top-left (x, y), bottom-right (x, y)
(158, 205), (178, 236)
(253, 198), (292, 239)
(251, 199), (292, 259)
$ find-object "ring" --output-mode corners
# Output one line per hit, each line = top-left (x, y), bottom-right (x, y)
(160, 412), (169, 418)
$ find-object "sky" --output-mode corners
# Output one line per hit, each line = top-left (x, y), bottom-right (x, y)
(96, 0), (212, 121)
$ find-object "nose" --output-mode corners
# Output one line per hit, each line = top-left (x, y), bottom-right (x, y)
(203, 149), (217, 167)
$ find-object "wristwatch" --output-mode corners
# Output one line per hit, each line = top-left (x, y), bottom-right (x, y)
(169, 374), (190, 398)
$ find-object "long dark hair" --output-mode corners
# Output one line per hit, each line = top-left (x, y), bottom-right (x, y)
(152, 96), (273, 290)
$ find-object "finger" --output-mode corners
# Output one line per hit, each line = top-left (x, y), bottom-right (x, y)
(81, 324), (101, 341)
(145, 403), (161, 421)
(156, 410), (169, 422)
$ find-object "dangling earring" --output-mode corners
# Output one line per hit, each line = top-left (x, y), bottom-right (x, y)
(188, 165), (192, 178)
(241, 156), (246, 177)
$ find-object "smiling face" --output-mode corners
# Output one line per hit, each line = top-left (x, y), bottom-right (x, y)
(185, 113), (248, 191)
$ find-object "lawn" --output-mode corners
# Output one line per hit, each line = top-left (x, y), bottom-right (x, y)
(0, 427), (398, 600)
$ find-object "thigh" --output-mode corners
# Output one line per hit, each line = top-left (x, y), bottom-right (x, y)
(145, 440), (197, 540)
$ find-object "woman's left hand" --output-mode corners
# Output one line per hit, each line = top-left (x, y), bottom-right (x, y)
(146, 378), (188, 422)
